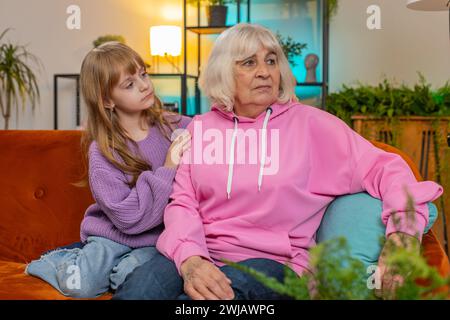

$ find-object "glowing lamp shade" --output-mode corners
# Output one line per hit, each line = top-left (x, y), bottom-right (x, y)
(406, 0), (449, 11)
(406, 0), (450, 37)
(150, 26), (181, 57)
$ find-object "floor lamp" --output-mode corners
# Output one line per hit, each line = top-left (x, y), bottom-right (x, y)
(406, 0), (450, 38)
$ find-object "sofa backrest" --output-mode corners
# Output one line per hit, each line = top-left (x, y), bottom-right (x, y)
(0, 131), (428, 264)
(0, 130), (93, 263)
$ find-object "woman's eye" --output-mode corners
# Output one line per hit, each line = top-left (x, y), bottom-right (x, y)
(243, 60), (255, 66)
(126, 82), (133, 88)
(267, 58), (276, 65)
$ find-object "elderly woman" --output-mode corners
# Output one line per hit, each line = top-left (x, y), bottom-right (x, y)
(113, 23), (443, 300)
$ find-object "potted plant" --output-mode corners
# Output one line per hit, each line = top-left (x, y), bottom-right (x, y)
(206, 0), (233, 26)
(188, 0), (236, 26)
(328, 0), (339, 18)
(93, 34), (126, 48)
(275, 31), (307, 67)
(0, 29), (41, 130)
(303, 0), (338, 19)
(326, 75), (450, 251)
(92, 35), (151, 68)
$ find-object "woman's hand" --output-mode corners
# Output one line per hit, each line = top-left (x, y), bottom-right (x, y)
(164, 131), (191, 169)
(180, 256), (235, 300)
(375, 232), (420, 300)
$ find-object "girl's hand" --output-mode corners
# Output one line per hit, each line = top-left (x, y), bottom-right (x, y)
(164, 131), (191, 169)
(180, 256), (235, 300)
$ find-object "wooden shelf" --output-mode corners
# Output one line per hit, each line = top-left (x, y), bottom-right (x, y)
(186, 26), (229, 34)
(297, 82), (325, 87)
(149, 73), (198, 79)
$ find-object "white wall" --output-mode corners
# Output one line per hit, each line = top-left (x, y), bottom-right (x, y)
(329, 0), (450, 91)
(0, 0), (449, 129)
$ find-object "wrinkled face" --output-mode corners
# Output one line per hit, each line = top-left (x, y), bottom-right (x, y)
(233, 46), (281, 113)
(107, 65), (155, 115)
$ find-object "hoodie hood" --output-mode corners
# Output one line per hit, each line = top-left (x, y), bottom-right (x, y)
(210, 100), (296, 199)
(211, 100), (295, 123)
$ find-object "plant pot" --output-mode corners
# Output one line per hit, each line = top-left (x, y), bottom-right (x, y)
(206, 5), (228, 27)
(352, 115), (450, 256)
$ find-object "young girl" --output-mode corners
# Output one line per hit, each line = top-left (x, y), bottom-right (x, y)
(25, 42), (191, 298)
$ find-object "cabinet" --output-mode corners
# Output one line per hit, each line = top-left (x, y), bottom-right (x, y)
(183, 0), (251, 115)
(249, 0), (330, 110)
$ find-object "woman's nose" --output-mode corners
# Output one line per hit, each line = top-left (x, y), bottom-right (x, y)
(255, 63), (269, 78)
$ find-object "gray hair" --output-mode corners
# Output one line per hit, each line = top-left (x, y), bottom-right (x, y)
(199, 23), (297, 112)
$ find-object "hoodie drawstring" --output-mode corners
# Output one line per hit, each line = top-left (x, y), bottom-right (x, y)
(258, 107), (273, 192)
(227, 116), (239, 199)
(226, 107), (272, 199)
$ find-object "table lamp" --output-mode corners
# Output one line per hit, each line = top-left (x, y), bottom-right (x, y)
(150, 25), (182, 73)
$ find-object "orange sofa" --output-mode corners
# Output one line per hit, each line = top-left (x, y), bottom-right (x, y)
(0, 130), (448, 300)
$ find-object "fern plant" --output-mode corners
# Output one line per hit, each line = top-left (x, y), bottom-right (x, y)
(326, 74), (450, 126)
(226, 193), (450, 300)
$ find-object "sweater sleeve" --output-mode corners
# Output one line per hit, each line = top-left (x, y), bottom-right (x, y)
(88, 144), (177, 235)
(156, 119), (213, 274)
(179, 115), (192, 129)
(308, 111), (443, 241)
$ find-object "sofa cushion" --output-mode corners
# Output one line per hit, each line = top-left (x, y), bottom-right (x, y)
(317, 192), (438, 268)
(0, 131), (94, 263)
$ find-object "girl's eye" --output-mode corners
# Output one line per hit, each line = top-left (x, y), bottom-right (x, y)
(141, 71), (148, 78)
(126, 82), (133, 88)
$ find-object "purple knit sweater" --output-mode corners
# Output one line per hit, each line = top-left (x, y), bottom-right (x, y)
(80, 115), (191, 248)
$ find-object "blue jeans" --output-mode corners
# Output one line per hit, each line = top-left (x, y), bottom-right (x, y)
(112, 253), (294, 300)
(25, 236), (158, 298)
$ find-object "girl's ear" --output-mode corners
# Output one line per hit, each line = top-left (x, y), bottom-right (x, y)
(104, 98), (115, 110)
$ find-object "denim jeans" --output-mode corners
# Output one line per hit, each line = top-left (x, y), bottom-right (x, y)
(112, 253), (294, 300)
(25, 236), (158, 298)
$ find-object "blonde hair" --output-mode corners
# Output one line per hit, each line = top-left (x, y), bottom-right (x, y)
(78, 42), (180, 188)
(199, 23), (297, 112)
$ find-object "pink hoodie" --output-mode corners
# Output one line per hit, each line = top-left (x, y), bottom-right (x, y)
(156, 101), (444, 275)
